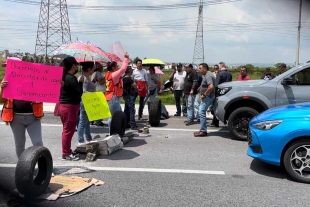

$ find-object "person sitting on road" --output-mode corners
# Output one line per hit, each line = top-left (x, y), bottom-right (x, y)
(77, 62), (96, 146)
(59, 56), (84, 161)
(105, 52), (130, 131)
(237, 66), (251, 81)
(0, 57), (44, 159)
(123, 66), (138, 130)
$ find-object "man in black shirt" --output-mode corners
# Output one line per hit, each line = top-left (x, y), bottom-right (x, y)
(261, 67), (275, 80)
(210, 62), (232, 127)
(183, 64), (198, 126)
(123, 66), (138, 130)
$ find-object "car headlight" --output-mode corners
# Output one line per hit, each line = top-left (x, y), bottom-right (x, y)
(217, 87), (232, 96)
(252, 120), (283, 130)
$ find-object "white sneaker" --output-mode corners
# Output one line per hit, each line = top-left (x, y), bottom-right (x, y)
(62, 154), (79, 161)
(77, 142), (85, 146)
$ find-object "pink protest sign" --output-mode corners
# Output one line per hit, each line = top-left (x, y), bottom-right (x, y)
(2, 59), (63, 103)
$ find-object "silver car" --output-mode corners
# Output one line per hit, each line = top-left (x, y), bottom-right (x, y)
(214, 61), (310, 141)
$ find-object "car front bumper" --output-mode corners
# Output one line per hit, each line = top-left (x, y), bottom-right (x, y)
(214, 96), (228, 124)
(247, 127), (281, 166)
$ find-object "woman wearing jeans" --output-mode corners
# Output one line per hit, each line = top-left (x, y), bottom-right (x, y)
(0, 58), (43, 159)
(59, 56), (83, 161)
(77, 62), (96, 146)
(105, 52), (130, 130)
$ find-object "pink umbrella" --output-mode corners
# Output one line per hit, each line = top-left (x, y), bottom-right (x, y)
(53, 41), (111, 63)
(147, 66), (164, 75)
(105, 52), (122, 62)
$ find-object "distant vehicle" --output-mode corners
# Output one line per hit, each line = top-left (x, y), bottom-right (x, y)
(214, 61), (310, 141)
(247, 102), (310, 183)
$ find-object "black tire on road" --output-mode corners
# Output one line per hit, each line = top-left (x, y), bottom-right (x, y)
(283, 139), (310, 184)
(110, 111), (126, 138)
(15, 146), (53, 198)
(228, 107), (259, 141)
(149, 98), (161, 127)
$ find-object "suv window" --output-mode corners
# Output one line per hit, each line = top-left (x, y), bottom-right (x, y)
(290, 67), (310, 85)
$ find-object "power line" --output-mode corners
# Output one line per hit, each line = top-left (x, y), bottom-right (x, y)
(4, 0), (242, 10)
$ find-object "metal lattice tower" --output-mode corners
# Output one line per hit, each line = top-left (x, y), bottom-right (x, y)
(193, 0), (204, 65)
(35, 0), (71, 58)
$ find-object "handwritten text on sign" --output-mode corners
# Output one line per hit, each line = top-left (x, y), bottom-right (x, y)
(82, 92), (111, 121)
(2, 60), (63, 103)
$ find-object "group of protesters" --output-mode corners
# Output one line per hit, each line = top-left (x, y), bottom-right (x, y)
(0, 52), (163, 161)
(0, 53), (287, 161)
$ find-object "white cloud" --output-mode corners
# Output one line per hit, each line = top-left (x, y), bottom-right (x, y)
(0, 0), (309, 64)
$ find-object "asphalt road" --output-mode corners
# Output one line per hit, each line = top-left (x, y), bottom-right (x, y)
(0, 114), (309, 206)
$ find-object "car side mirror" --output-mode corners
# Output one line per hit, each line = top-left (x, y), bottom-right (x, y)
(282, 77), (292, 85)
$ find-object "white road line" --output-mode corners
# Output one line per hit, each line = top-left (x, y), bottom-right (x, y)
(0, 163), (225, 175)
(0, 122), (229, 133)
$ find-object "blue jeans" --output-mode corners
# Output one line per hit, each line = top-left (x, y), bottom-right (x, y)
(173, 90), (186, 115)
(144, 88), (157, 110)
(199, 95), (215, 132)
(124, 94), (136, 125)
(194, 94), (200, 119)
(108, 95), (122, 128)
(185, 94), (196, 122)
(77, 102), (92, 143)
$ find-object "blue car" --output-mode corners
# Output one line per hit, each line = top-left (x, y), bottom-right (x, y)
(247, 102), (310, 183)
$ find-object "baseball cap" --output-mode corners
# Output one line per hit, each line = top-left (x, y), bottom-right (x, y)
(1, 57), (22, 67)
(177, 63), (182, 67)
(185, 63), (193, 69)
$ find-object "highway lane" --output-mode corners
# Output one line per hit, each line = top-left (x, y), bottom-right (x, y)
(0, 115), (308, 206)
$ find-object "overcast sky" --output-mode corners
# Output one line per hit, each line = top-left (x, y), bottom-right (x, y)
(0, 0), (309, 65)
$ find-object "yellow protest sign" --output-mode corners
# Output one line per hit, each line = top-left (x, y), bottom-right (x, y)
(82, 92), (111, 121)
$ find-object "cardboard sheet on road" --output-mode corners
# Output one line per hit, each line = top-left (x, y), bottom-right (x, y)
(38, 175), (104, 201)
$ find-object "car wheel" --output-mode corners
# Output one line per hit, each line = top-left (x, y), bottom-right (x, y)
(110, 111), (126, 138)
(228, 107), (259, 141)
(15, 146), (53, 198)
(283, 139), (310, 183)
(149, 98), (162, 127)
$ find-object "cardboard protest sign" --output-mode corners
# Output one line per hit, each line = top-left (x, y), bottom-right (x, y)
(82, 92), (111, 121)
(2, 59), (63, 103)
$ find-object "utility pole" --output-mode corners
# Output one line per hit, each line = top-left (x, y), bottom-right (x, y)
(193, 0), (204, 65)
(296, 0), (302, 66)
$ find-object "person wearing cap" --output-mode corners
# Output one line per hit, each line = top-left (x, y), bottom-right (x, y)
(183, 63), (198, 126)
(261, 67), (275, 80)
(169, 63), (187, 116)
(90, 62), (107, 127)
(0, 57), (44, 159)
(59, 56), (84, 161)
(277, 63), (287, 76)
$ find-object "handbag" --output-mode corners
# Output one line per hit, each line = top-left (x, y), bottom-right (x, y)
(54, 103), (60, 116)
